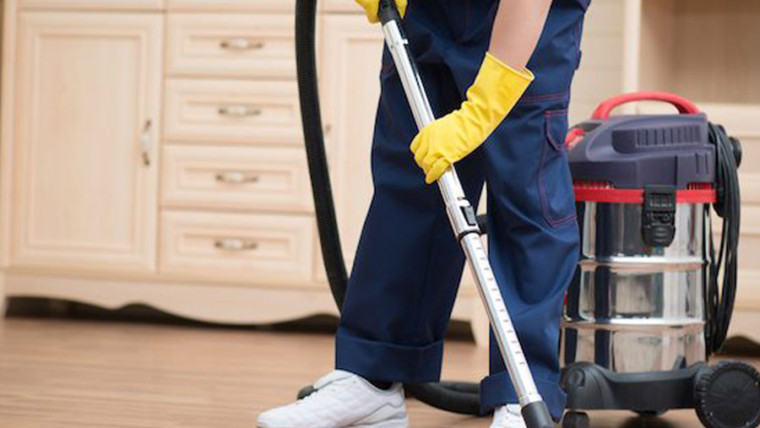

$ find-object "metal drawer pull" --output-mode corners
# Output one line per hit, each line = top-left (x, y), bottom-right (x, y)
(140, 120), (152, 167)
(219, 38), (264, 51)
(214, 238), (259, 252)
(215, 171), (260, 184)
(218, 105), (262, 118)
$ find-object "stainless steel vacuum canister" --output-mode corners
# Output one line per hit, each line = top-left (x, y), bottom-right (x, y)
(556, 93), (758, 428)
(562, 94), (717, 374)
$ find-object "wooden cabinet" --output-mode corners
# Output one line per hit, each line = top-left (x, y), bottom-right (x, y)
(567, 0), (626, 124)
(321, 15), (383, 268)
(638, 0), (760, 105)
(8, 11), (162, 274)
(0, 0), (341, 325)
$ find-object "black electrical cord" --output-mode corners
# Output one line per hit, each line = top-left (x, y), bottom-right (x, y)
(705, 123), (741, 355)
(295, 0), (483, 416)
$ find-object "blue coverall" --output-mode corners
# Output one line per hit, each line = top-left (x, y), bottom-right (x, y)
(336, 0), (589, 420)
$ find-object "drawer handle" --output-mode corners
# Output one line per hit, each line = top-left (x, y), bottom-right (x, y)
(140, 120), (152, 167)
(220, 38), (264, 51)
(215, 171), (260, 184)
(214, 238), (259, 252)
(218, 105), (262, 118)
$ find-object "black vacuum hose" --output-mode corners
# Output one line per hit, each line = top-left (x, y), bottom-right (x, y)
(705, 123), (742, 355)
(294, 0), (348, 309)
(295, 0), (484, 416)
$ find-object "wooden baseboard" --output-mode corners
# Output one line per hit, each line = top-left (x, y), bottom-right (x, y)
(3, 272), (338, 324)
(3, 270), (756, 347)
(728, 310), (760, 344)
(0, 272), (480, 333)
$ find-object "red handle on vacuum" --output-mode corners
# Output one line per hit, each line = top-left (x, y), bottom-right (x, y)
(592, 91), (700, 120)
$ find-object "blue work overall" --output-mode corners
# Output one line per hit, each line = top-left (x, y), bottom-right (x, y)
(336, 0), (589, 420)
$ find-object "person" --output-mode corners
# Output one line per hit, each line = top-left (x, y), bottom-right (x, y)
(258, 0), (589, 426)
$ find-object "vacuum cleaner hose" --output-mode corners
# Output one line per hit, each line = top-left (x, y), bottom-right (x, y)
(295, 0), (484, 416)
(295, 0), (348, 309)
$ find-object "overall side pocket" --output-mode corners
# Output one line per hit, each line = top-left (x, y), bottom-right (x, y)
(538, 110), (577, 228)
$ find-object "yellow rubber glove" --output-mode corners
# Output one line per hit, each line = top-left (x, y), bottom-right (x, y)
(355, 0), (407, 24)
(410, 53), (535, 184)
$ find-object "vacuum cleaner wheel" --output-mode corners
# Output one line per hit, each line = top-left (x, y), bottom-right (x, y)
(562, 411), (590, 428)
(695, 361), (760, 428)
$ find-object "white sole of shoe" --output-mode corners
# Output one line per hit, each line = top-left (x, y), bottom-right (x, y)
(351, 417), (409, 428)
(256, 417), (409, 428)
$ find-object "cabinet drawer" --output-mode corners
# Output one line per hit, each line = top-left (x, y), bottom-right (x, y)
(167, 14), (295, 79)
(162, 145), (312, 212)
(320, 0), (358, 13)
(164, 79), (301, 145)
(19, 0), (164, 10)
(161, 211), (314, 284)
(168, 0), (294, 12)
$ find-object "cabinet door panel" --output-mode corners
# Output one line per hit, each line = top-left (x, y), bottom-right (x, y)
(11, 12), (162, 273)
(321, 16), (383, 275)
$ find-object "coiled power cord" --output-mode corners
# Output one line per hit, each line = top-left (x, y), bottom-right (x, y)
(706, 123), (742, 355)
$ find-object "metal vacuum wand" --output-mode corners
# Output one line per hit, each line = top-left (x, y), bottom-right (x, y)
(377, 2), (555, 427)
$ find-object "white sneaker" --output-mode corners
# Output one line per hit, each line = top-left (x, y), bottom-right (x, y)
(257, 370), (408, 428)
(490, 405), (527, 428)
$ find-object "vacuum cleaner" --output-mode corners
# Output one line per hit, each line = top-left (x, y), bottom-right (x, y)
(561, 92), (760, 428)
(295, 0), (760, 424)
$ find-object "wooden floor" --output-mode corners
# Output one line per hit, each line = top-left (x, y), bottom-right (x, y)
(0, 316), (757, 428)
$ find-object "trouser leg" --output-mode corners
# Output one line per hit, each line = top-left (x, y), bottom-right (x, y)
(474, 0), (588, 420)
(336, 0), (588, 410)
(477, 101), (580, 420)
(335, 40), (486, 383)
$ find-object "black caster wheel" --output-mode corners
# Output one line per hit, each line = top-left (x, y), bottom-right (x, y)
(562, 411), (590, 428)
(695, 361), (760, 428)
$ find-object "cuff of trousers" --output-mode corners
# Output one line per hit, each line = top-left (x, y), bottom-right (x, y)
(335, 328), (445, 383)
(479, 371), (567, 422)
